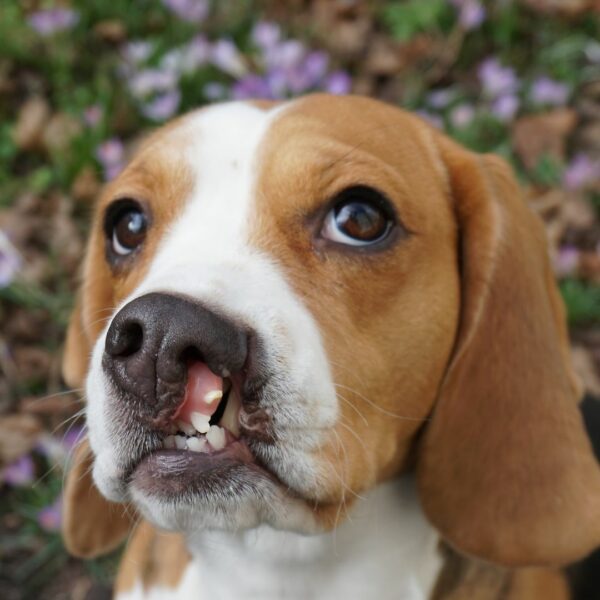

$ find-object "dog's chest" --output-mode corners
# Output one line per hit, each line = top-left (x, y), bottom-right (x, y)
(117, 478), (442, 600)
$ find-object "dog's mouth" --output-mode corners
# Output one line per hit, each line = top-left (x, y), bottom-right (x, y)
(127, 360), (279, 498)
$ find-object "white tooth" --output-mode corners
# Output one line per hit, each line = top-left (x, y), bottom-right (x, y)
(177, 420), (196, 436)
(219, 389), (241, 437)
(186, 437), (208, 453)
(204, 390), (223, 404)
(174, 435), (187, 450)
(163, 435), (176, 449)
(206, 425), (226, 450)
(191, 412), (211, 434)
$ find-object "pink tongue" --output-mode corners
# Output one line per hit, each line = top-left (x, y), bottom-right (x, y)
(175, 361), (224, 422)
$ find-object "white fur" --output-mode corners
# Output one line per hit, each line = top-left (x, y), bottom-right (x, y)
(117, 478), (442, 600)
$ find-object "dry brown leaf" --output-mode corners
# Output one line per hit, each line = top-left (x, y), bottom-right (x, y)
(93, 19), (127, 43)
(572, 345), (600, 396)
(12, 96), (51, 151)
(21, 393), (81, 416)
(0, 413), (42, 465)
(521, 0), (599, 16)
(71, 166), (101, 202)
(41, 113), (82, 155)
(511, 108), (577, 171)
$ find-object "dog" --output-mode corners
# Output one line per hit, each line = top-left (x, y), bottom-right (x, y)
(61, 94), (600, 599)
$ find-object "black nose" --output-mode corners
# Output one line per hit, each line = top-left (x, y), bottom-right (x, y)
(103, 293), (247, 418)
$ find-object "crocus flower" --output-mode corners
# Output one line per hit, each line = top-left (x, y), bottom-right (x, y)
(96, 138), (125, 181)
(530, 76), (570, 106)
(129, 69), (178, 99)
(491, 94), (520, 122)
(162, 0), (209, 23)
(232, 75), (273, 100)
(2, 455), (35, 486)
(38, 495), (62, 532)
(141, 90), (181, 121)
(563, 154), (600, 190)
(427, 89), (455, 109)
(553, 245), (580, 278)
(123, 41), (154, 65)
(211, 39), (247, 78)
(252, 22), (281, 50)
(451, 0), (486, 30)
(83, 105), (103, 128)
(0, 230), (22, 288)
(324, 71), (352, 95)
(302, 51), (329, 86)
(478, 57), (519, 98)
(28, 8), (79, 36)
(450, 103), (475, 128)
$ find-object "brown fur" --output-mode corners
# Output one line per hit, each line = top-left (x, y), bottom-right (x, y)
(62, 95), (600, 596)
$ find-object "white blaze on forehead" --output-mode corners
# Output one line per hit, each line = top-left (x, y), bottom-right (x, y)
(148, 102), (277, 274)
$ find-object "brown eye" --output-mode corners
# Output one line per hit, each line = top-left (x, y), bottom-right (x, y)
(321, 186), (393, 247)
(105, 200), (148, 257)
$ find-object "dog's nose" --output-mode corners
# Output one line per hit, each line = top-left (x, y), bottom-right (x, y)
(103, 293), (247, 412)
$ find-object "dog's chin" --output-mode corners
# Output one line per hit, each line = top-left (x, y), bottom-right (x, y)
(109, 441), (320, 534)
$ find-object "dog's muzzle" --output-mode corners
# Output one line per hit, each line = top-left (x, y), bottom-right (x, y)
(102, 292), (249, 427)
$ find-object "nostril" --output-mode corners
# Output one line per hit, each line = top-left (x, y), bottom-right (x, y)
(106, 321), (144, 358)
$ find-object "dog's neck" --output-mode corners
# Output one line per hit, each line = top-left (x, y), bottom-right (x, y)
(175, 477), (442, 600)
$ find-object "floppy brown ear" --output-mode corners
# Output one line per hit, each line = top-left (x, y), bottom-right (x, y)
(63, 438), (135, 558)
(62, 293), (91, 389)
(417, 135), (600, 567)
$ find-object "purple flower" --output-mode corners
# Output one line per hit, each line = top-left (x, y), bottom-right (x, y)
(427, 88), (456, 109)
(2, 455), (35, 486)
(452, 0), (486, 30)
(265, 69), (289, 99)
(252, 22), (281, 50)
(28, 8), (79, 36)
(232, 75), (273, 100)
(204, 82), (228, 101)
(0, 230), (22, 288)
(62, 426), (85, 452)
(162, 0), (209, 23)
(563, 154), (600, 190)
(83, 105), (103, 128)
(553, 245), (580, 277)
(478, 57), (519, 98)
(491, 94), (520, 122)
(123, 41), (154, 65)
(141, 90), (181, 121)
(129, 69), (178, 99)
(324, 71), (352, 95)
(450, 103), (475, 128)
(302, 51), (329, 85)
(530, 76), (570, 106)
(416, 110), (444, 129)
(262, 39), (305, 71)
(96, 138), (125, 181)
(211, 39), (247, 78)
(38, 495), (62, 532)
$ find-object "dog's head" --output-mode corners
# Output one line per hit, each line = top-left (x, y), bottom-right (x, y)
(62, 95), (600, 567)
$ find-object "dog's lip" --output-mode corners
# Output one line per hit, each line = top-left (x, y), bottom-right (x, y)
(126, 437), (282, 496)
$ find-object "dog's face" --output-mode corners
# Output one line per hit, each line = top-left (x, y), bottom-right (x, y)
(63, 95), (600, 567)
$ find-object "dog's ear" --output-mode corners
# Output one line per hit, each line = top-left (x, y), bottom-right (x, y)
(62, 293), (91, 390)
(63, 438), (134, 558)
(417, 134), (600, 567)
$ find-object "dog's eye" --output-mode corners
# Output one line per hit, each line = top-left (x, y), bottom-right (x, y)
(105, 200), (148, 257)
(321, 187), (393, 247)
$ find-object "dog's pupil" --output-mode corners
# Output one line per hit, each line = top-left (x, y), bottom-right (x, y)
(116, 210), (146, 249)
(335, 201), (386, 241)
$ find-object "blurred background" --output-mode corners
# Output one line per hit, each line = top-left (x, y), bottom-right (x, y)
(0, 1), (598, 598)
